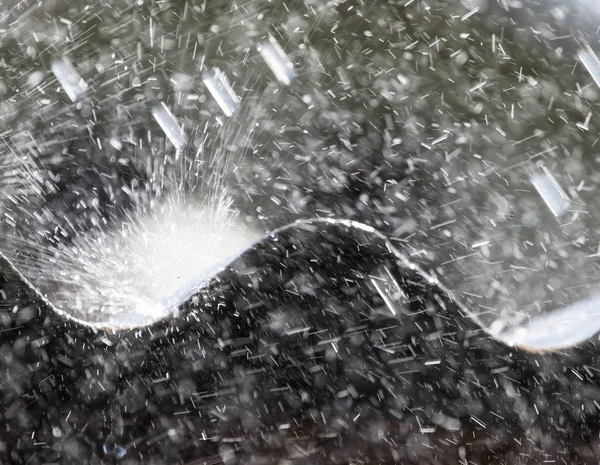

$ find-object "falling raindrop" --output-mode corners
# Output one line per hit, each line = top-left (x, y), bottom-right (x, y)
(102, 437), (127, 460)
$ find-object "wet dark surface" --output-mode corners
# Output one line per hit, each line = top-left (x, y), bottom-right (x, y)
(1, 221), (600, 464)
(3, 0), (600, 463)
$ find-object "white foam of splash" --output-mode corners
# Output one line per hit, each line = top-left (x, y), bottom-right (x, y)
(494, 294), (600, 351)
(35, 193), (261, 329)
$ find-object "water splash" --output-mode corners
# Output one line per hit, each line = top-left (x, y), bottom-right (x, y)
(0, 78), (262, 329)
(2, 191), (260, 329)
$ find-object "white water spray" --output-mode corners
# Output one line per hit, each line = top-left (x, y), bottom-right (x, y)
(36, 194), (259, 329)
(1, 160), (261, 329)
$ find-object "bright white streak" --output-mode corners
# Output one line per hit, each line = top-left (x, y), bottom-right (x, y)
(257, 38), (296, 86)
(530, 167), (570, 217)
(152, 103), (188, 150)
(461, 6), (479, 21)
(495, 294), (600, 350)
(579, 45), (600, 89)
(51, 57), (88, 102)
(202, 69), (239, 117)
(43, 194), (261, 329)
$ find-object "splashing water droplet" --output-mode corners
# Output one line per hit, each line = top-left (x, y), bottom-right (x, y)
(1, 192), (262, 330)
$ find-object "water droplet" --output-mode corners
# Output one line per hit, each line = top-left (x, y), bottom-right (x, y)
(103, 436), (127, 460)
